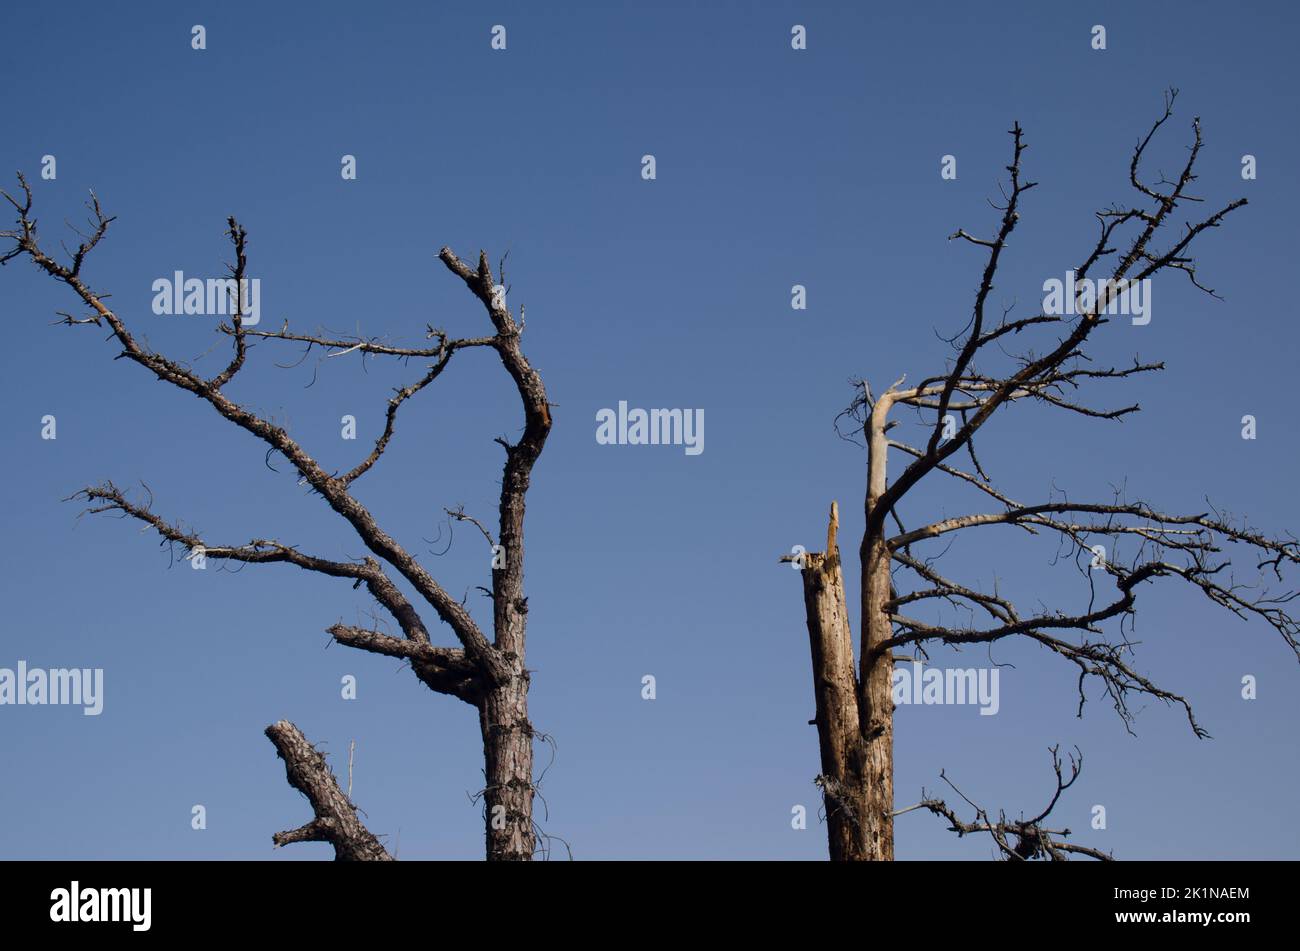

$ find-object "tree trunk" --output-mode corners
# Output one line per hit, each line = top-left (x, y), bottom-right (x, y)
(478, 673), (535, 861)
(798, 503), (869, 860)
(858, 532), (895, 860)
(798, 502), (894, 860)
(856, 391), (897, 861)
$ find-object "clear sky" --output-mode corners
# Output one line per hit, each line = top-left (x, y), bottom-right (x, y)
(1, 0), (1296, 860)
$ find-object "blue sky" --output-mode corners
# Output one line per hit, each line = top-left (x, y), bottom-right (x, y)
(1, 0), (1296, 859)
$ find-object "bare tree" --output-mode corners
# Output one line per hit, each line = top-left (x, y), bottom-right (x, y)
(1, 186), (552, 860)
(787, 90), (1299, 861)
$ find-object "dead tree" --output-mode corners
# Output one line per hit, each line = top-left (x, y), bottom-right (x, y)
(1, 186), (552, 861)
(788, 90), (1299, 861)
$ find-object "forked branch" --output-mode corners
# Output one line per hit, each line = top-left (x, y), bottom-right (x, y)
(265, 720), (393, 861)
(906, 746), (1112, 861)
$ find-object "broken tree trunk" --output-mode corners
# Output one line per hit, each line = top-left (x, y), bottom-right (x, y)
(795, 502), (894, 860)
(265, 720), (394, 861)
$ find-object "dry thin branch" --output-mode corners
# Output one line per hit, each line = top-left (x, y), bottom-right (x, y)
(912, 746), (1112, 861)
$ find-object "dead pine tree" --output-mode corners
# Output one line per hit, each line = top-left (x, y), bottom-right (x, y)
(1, 186), (552, 861)
(785, 90), (1299, 861)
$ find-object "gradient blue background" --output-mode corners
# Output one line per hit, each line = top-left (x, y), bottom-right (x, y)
(1, 0), (1296, 859)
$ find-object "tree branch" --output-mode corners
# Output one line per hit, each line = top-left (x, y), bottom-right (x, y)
(910, 746), (1112, 861)
(4, 194), (506, 679)
(265, 720), (393, 861)
(438, 247), (553, 657)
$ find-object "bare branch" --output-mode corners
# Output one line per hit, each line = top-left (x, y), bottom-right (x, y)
(73, 482), (439, 647)
(865, 94), (1246, 540)
(207, 217), (249, 389)
(265, 720), (394, 861)
(438, 247), (553, 657)
(3, 193), (503, 674)
(913, 746), (1112, 861)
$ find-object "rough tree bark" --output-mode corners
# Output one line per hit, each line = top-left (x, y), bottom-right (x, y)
(788, 91), (1300, 861)
(265, 720), (394, 861)
(2, 190), (553, 860)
